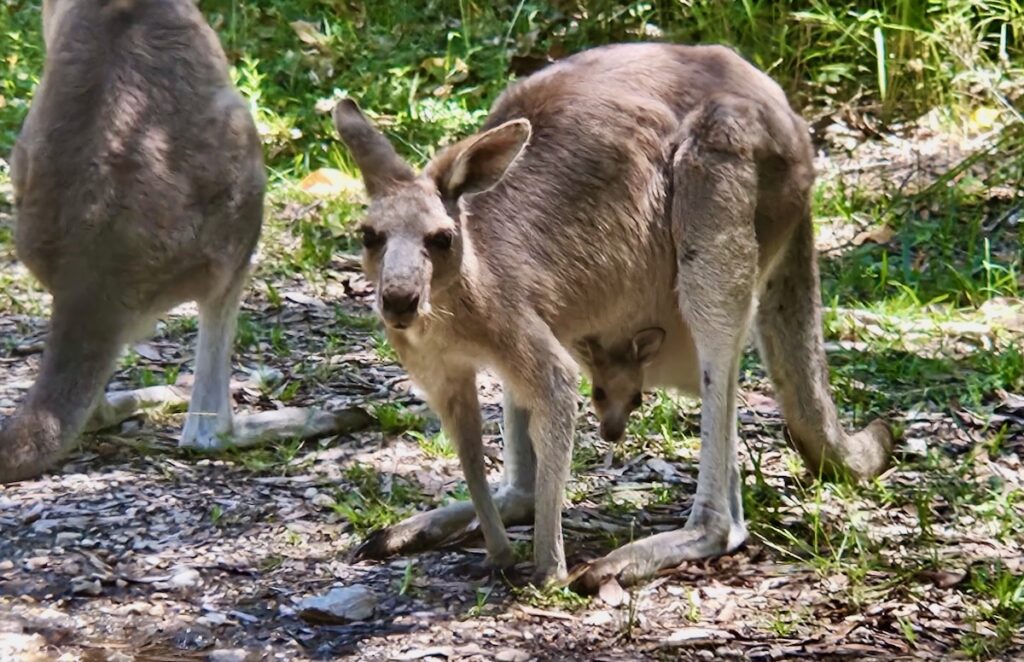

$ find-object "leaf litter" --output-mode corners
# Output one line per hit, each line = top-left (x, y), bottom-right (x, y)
(0, 114), (1022, 661)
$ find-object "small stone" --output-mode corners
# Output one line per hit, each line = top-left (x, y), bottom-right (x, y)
(598, 579), (626, 607)
(57, 560), (82, 576)
(303, 487), (318, 500)
(23, 556), (49, 571)
(71, 577), (104, 596)
(298, 584), (377, 624)
(0, 560), (15, 572)
(168, 566), (201, 589)
(208, 650), (251, 662)
(583, 611), (614, 626)
(906, 437), (928, 454)
(311, 492), (335, 508)
(55, 531), (81, 546)
(495, 649), (531, 662)
(197, 611), (228, 627)
(32, 519), (59, 533)
(662, 627), (734, 645)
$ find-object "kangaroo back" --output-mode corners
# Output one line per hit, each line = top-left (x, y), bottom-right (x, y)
(1, 0), (264, 482)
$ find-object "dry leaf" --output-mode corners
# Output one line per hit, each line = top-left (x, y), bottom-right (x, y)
(131, 342), (162, 362)
(297, 168), (364, 200)
(915, 569), (968, 589)
(997, 389), (1024, 410)
(290, 20), (327, 47)
(852, 225), (895, 246)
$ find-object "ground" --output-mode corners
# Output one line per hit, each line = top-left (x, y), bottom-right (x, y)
(1, 113), (1022, 660)
(1, 2), (1023, 660)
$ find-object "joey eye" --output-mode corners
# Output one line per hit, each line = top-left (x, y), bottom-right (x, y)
(631, 392), (643, 409)
(593, 387), (607, 402)
(426, 229), (454, 251)
(360, 227), (384, 250)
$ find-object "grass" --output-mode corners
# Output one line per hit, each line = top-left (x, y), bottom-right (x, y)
(0, 0), (1022, 657)
(330, 464), (424, 536)
(514, 582), (591, 612)
(409, 430), (458, 459)
(374, 403), (427, 435)
(962, 564), (1024, 657)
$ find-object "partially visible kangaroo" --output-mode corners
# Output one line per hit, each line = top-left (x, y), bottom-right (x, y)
(332, 42), (893, 589)
(573, 328), (665, 443)
(1, 0), (264, 482)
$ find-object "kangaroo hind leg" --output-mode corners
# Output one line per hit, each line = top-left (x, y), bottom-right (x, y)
(579, 95), (771, 590)
(180, 266), (247, 449)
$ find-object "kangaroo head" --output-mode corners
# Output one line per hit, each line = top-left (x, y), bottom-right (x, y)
(332, 99), (530, 331)
(575, 328), (665, 442)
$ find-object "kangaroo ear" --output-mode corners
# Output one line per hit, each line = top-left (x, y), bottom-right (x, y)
(428, 118), (531, 201)
(632, 327), (665, 365)
(573, 335), (602, 367)
(332, 99), (415, 198)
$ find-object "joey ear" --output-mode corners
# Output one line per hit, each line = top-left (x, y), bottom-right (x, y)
(332, 98), (415, 198)
(430, 118), (531, 200)
(632, 327), (666, 365)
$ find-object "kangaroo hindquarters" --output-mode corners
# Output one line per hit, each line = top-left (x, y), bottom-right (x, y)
(578, 94), (768, 591)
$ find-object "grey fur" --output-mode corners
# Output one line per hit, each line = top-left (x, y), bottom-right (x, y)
(1, 0), (265, 481)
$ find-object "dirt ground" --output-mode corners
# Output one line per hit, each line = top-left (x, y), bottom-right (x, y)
(1, 119), (1022, 661)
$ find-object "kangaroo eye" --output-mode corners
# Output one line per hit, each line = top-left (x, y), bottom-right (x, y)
(361, 227), (384, 250)
(631, 392), (643, 408)
(426, 229), (454, 251)
(593, 387), (607, 402)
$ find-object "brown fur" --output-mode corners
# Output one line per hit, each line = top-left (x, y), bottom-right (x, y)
(1, 0), (265, 481)
(334, 43), (893, 587)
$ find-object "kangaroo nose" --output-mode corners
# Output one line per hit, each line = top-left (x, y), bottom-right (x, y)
(382, 291), (420, 317)
(599, 420), (626, 442)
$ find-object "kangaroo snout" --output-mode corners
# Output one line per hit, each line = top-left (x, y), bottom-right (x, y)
(599, 418), (626, 442)
(381, 289), (421, 327)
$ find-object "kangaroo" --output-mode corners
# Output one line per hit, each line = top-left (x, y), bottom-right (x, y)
(0, 0), (265, 482)
(332, 42), (893, 589)
(574, 328), (665, 443)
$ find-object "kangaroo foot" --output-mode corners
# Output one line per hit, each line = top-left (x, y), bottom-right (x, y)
(575, 508), (746, 593)
(353, 500), (480, 560)
(180, 406), (373, 450)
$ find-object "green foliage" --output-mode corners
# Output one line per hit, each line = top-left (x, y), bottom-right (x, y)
(408, 430), (458, 459)
(961, 563), (1024, 658)
(216, 0), (1019, 175)
(6, 1), (1014, 170)
(330, 464), (424, 535)
(373, 402), (428, 435)
(514, 582), (591, 611)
